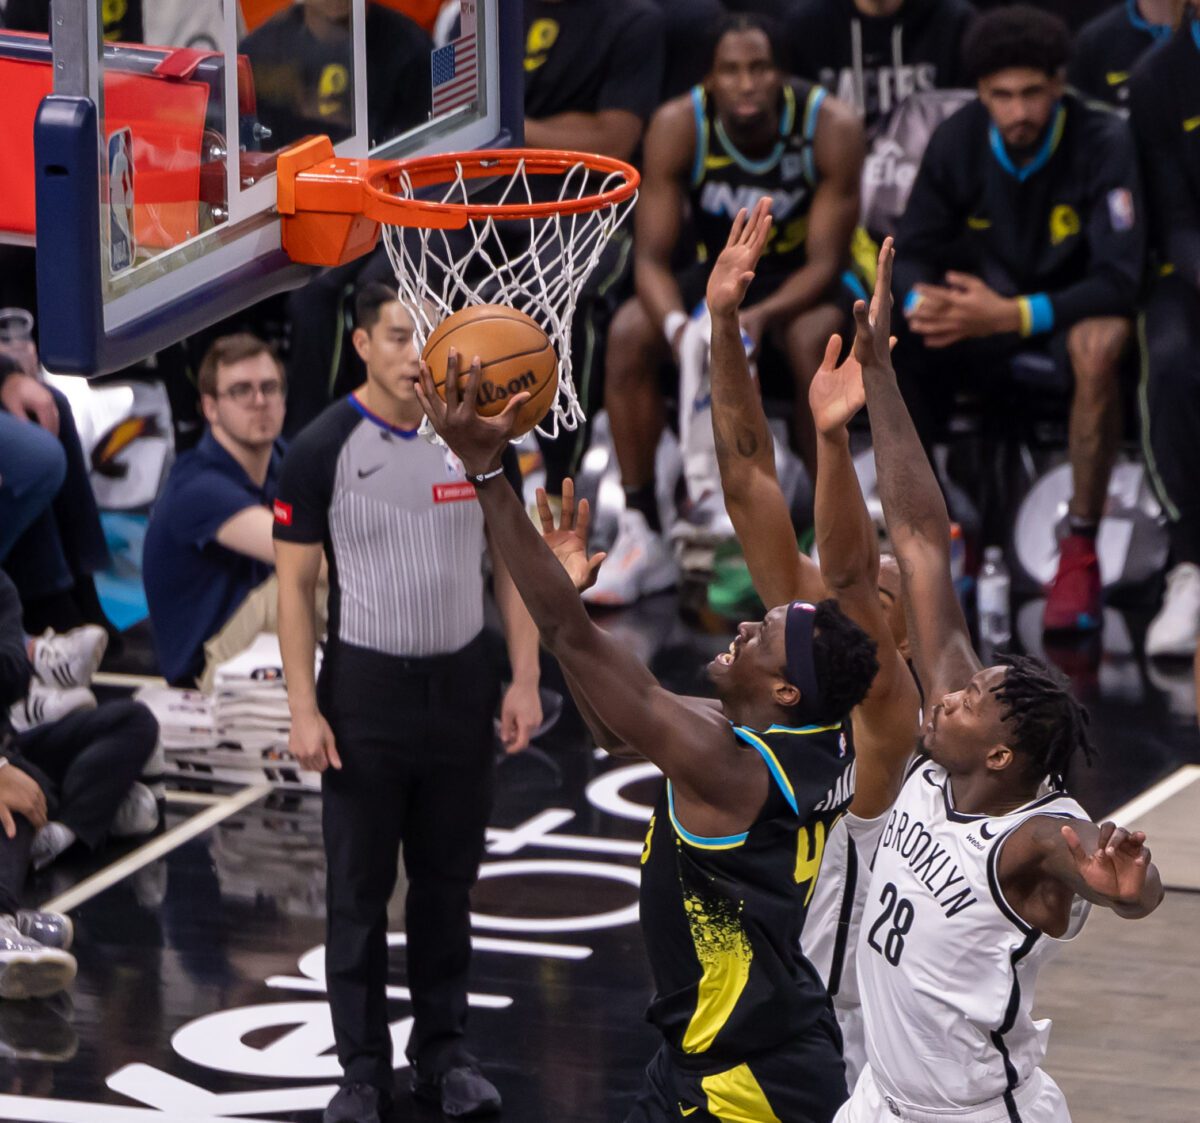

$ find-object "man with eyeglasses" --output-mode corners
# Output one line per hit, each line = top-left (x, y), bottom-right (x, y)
(144, 333), (315, 688)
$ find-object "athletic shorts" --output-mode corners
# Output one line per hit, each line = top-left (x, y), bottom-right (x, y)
(625, 1012), (848, 1123)
(834, 1064), (1071, 1123)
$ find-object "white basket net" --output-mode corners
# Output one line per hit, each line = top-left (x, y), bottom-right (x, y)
(380, 155), (637, 439)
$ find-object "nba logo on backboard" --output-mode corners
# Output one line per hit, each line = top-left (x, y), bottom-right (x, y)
(107, 128), (136, 275)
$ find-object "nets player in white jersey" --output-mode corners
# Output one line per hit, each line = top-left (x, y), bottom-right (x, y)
(837, 240), (1164, 1122)
(707, 198), (920, 1086)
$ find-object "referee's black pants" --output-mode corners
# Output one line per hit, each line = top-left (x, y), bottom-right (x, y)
(319, 635), (499, 1092)
(1141, 274), (1200, 566)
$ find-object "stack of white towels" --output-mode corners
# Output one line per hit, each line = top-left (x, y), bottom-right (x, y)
(136, 634), (320, 791)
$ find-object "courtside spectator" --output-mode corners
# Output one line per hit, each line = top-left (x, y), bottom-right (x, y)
(1069, 0), (1182, 108)
(893, 5), (1145, 634)
(1129, 11), (1200, 657)
(143, 335), (300, 688)
(783, 0), (975, 130)
(0, 358), (112, 639)
(1, 570), (159, 879)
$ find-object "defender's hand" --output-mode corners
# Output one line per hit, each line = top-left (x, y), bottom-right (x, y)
(808, 334), (865, 436)
(707, 198), (773, 320)
(850, 237), (896, 373)
(1062, 821), (1152, 906)
(416, 350), (529, 477)
(536, 478), (607, 593)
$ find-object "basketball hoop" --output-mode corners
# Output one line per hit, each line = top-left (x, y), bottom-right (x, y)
(277, 140), (640, 438)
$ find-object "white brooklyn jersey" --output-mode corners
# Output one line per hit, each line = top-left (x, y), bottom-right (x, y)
(857, 762), (1090, 1111)
(802, 762), (889, 1087)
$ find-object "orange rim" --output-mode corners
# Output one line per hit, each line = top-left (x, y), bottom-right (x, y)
(362, 148), (640, 227)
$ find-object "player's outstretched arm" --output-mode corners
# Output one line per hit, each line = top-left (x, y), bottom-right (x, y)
(416, 354), (742, 807)
(1003, 817), (1163, 930)
(858, 239), (979, 701)
(708, 199), (824, 608)
(809, 334), (920, 817)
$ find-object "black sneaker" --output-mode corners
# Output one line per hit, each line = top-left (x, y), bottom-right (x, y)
(323, 1082), (391, 1123)
(412, 1063), (502, 1118)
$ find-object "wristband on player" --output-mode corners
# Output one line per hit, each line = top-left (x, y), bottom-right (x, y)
(663, 310), (688, 347)
(468, 465), (506, 486)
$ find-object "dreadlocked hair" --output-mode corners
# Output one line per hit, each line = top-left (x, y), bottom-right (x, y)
(991, 653), (1095, 790)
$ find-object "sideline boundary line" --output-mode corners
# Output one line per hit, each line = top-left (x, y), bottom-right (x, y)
(41, 783), (271, 913)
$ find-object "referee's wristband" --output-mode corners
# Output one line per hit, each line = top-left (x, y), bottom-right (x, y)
(469, 464), (506, 486)
(663, 310), (688, 347)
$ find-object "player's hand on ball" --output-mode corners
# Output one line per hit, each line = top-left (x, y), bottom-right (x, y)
(707, 197), (773, 319)
(289, 709), (341, 773)
(536, 478), (607, 593)
(416, 349), (529, 476)
(1062, 821), (1152, 906)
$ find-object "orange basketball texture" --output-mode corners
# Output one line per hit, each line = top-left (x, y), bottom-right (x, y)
(422, 305), (558, 437)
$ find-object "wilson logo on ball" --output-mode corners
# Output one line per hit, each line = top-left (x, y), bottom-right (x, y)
(476, 371), (537, 404)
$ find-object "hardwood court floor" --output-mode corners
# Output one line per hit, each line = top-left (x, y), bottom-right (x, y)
(4, 597), (1198, 1121)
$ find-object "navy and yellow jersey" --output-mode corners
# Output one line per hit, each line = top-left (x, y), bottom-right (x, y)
(1069, 0), (1171, 109)
(894, 93), (1145, 338)
(688, 79), (827, 277)
(1128, 21), (1200, 288)
(638, 720), (855, 1065)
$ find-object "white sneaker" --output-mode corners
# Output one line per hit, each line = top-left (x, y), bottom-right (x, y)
(31, 823), (76, 871)
(110, 782), (160, 839)
(1146, 563), (1200, 658)
(0, 915), (77, 1000)
(582, 510), (678, 607)
(9, 683), (96, 733)
(31, 625), (107, 688)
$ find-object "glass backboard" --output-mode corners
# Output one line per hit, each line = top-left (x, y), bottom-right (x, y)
(1, 0), (521, 375)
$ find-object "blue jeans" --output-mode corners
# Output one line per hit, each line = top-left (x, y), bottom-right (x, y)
(2, 387), (109, 600)
(0, 408), (65, 563)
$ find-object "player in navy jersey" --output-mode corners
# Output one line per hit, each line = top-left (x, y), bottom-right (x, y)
(416, 346), (882, 1121)
(707, 197), (920, 1085)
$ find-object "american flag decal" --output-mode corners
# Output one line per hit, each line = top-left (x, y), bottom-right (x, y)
(431, 34), (479, 117)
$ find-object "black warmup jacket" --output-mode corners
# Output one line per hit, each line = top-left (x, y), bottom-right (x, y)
(1128, 20), (1200, 290)
(894, 93), (1145, 336)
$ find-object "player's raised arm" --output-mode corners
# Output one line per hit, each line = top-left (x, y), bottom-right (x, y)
(707, 199), (825, 608)
(1003, 816), (1163, 931)
(809, 329), (920, 817)
(415, 353), (754, 814)
(858, 240), (980, 700)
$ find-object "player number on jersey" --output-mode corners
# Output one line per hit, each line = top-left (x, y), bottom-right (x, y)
(794, 821), (828, 906)
(866, 882), (914, 967)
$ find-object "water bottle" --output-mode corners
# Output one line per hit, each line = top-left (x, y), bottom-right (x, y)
(977, 546), (1011, 651)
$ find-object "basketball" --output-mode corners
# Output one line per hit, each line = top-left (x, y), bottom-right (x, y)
(423, 305), (559, 437)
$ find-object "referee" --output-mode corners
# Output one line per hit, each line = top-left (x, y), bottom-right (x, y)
(274, 282), (542, 1123)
